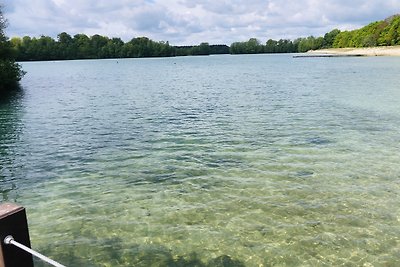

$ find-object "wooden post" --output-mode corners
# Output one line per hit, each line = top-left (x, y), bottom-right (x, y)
(0, 203), (34, 267)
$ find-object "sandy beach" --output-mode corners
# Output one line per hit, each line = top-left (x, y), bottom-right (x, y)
(307, 45), (400, 56)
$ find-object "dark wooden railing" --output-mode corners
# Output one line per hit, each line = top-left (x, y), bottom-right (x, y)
(0, 203), (34, 267)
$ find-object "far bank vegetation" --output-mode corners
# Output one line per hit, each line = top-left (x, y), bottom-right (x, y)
(7, 14), (400, 61)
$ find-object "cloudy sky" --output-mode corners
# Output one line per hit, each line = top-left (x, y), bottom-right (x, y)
(2, 0), (400, 45)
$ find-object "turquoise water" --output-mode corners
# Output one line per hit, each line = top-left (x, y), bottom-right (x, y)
(1, 54), (400, 266)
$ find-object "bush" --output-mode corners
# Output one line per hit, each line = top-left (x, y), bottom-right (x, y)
(0, 59), (25, 91)
(1, 5), (25, 92)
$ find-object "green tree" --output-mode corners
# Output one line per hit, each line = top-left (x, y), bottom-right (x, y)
(198, 42), (210, 55)
(103, 37), (124, 58)
(57, 32), (76, 59)
(276, 39), (296, 53)
(323, 29), (340, 48)
(333, 15), (400, 48)
(230, 38), (263, 54)
(297, 36), (324, 52)
(73, 34), (91, 59)
(90, 34), (109, 58)
(0, 5), (25, 91)
(378, 15), (400, 45)
(36, 35), (57, 60)
(265, 39), (277, 53)
(209, 44), (229, 54)
(246, 38), (261, 53)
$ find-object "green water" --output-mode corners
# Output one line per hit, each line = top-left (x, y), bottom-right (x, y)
(1, 55), (400, 266)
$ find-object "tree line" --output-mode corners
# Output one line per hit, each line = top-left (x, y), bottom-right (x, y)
(333, 15), (400, 47)
(229, 14), (400, 54)
(5, 14), (400, 62)
(229, 29), (340, 54)
(10, 33), (230, 61)
(3, 11), (400, 62)
(10, 31), (340, 61)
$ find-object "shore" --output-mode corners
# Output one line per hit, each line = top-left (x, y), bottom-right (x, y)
(306, 45), (400, 57)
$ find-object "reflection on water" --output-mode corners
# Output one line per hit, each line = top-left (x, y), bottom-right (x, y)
(0, 87), (24, 202)
(2, 55), (400, 266)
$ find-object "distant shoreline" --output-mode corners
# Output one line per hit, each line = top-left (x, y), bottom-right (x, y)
(306, 45), (400, 57)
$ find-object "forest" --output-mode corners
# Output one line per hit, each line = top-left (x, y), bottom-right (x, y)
(9, 32), (338, 61)
(9, 34), (229, 61)
(229, 29), (340, 54)
(230, 14), (400, 54)
(4, 14), (400, 61)
(333, 15), (400, 47)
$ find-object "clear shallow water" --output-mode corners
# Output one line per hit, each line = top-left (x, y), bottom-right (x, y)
(1, 54), (400, 266)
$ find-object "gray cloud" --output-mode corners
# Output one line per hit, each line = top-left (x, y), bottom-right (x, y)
(2, 0), (400, 45)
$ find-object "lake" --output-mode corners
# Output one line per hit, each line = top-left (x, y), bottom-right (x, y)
(1, 54), (400, 266)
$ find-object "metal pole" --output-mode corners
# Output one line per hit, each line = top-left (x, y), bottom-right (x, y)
(4, 236), (66, 267)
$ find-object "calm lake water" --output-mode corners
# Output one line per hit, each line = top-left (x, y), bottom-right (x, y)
(1, 54), (400, 266)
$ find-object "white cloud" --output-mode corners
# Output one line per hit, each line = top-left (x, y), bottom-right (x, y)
(2, 0), (400, 45)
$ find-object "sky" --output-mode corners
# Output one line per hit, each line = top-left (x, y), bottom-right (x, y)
(2, 0), (400, 45)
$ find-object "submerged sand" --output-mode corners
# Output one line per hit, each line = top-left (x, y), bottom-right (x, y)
(307, 46), (400, 56)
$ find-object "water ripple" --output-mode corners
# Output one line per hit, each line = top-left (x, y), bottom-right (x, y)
(1, 55), (400, 266)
